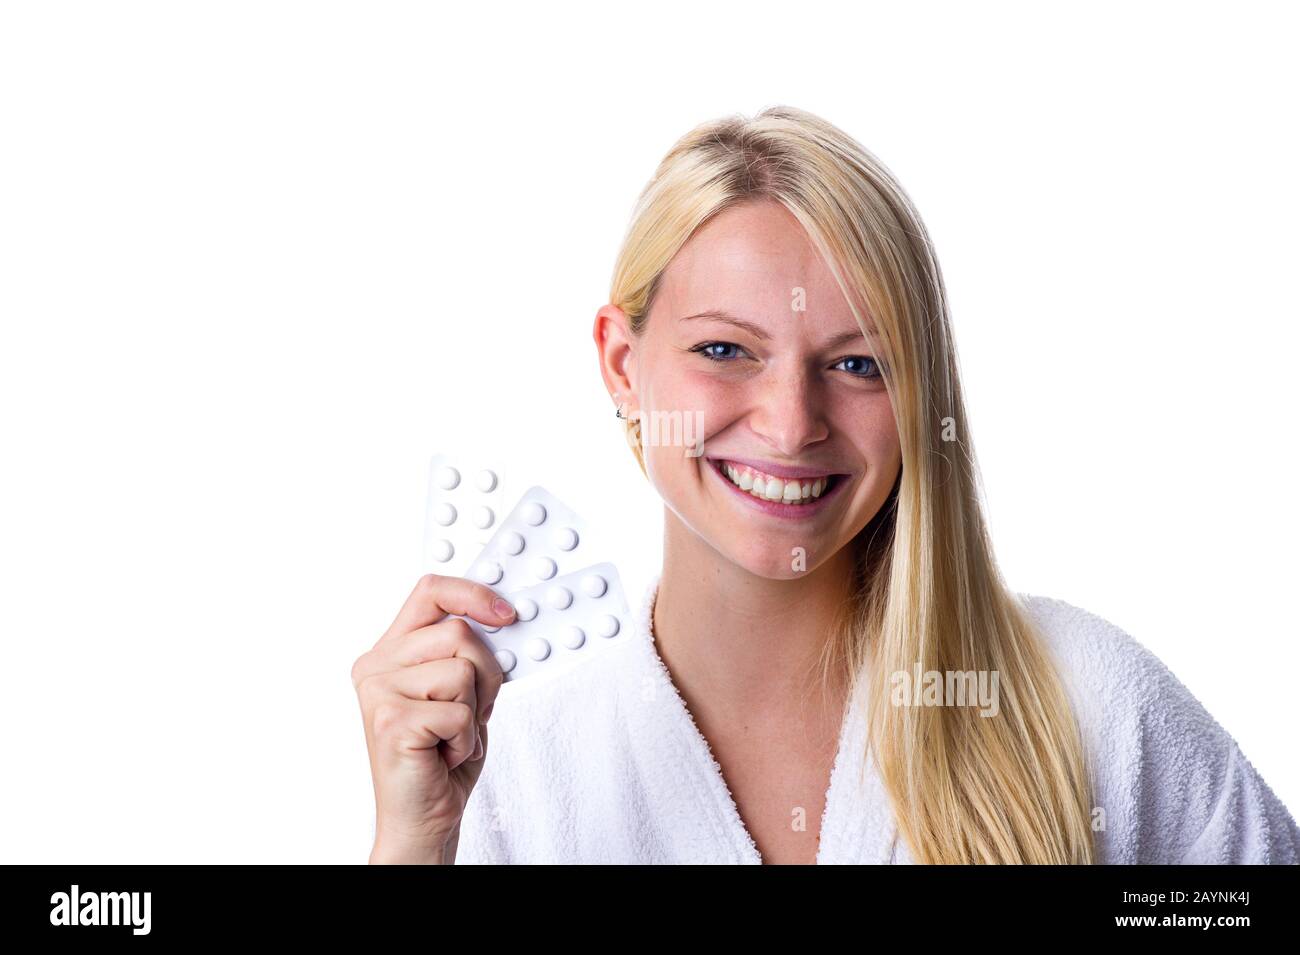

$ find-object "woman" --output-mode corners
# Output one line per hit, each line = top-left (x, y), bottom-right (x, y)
(352, 106), (1299, 864)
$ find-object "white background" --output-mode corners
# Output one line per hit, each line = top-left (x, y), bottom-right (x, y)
(1, 1), (1296, 863)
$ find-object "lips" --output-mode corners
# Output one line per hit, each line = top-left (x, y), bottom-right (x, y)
(706, 456), (849, 517)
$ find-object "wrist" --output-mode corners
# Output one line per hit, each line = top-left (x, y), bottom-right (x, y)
(370, 826), (458, 865)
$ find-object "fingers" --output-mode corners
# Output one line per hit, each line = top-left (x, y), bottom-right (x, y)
(474, 717), (488, 761)
(355, 616), (505, 723)
(382, 574), (517, 642)
(374, 656), (479, 713)
(370, 696), (480, 772)
(360, 654), (482, 773)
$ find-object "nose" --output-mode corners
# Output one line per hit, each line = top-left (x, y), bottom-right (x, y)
(747, 363), (830, 457)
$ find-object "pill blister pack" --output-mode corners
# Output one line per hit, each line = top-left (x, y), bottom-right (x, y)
(422, 453), (508, 577)
(464, 562), (632, 682)
(469, 486), (597, 595)
(422, 453), (634, 684)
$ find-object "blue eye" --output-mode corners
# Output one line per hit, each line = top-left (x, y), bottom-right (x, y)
(836, 356), (881, 378)
(690, 341), (744, 361)
(690, 342), (883, 379)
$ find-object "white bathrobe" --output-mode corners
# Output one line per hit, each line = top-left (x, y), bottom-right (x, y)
(454, 576), (1300, 864)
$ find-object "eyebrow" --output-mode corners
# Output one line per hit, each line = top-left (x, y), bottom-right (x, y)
(680, 309), (874, 350)
(681, 309), (771, 340)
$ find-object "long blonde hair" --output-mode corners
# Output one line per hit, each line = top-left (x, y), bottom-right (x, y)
(608, 106), (1096, 864)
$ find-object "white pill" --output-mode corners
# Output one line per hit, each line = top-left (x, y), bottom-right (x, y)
(554, 527), (579, 551)
(473, 505), (495, 530)
(562, 625), (586, 649)
(475, 469), (498, 493)
(596, 614), (620, 638)
(502, 531), (525, 555)
(547, 585), (573, 610)
(581, 574), (607, 598)
(495, 649), (517, 673)
(482, 623), (500, 634)
(533, 556), (557, 580)
(525, 637), (551, 661)
(521, 501), (547, 526)
(430, 539), (454, 563)
(433, 502), (457, 526)
(515, 597), (538, 622)
(473, 560), (503, 585)
(436, 466), (460, 490)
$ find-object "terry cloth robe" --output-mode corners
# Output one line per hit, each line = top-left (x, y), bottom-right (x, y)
(453, 575), (1300, 864)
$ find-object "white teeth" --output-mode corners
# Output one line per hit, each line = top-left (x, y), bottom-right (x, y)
(717, 462), (831, 505)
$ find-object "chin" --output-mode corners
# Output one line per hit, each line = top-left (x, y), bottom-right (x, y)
(712, 534), (842, 581)
(743, 559), (811, 581)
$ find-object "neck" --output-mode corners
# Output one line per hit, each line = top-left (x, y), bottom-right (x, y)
(651, 508), (855, 723)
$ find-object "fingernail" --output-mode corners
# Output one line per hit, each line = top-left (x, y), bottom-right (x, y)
(471, 734), (484, 761)
(493, 597), (515, 619)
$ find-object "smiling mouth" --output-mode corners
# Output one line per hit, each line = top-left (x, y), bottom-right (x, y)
(707, 458), (846, 506)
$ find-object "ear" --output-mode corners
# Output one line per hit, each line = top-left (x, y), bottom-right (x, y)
(593, 304), (638, 415)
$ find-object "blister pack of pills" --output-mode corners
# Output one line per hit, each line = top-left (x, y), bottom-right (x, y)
(465, 562), (633, 682)
(422, 453), (508, 576)
(421, 452), (634, 684)
(467, 486), (599, 595)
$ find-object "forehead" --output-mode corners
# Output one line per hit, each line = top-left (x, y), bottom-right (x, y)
(653, 200), (851, 319)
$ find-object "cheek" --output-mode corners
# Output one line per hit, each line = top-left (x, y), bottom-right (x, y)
(642, 369), (749, 462)
(868, 425), (902, 472)
(645, 367), (740, 418)
(640, 378), (743, 497)
(838, 399), (900, 457)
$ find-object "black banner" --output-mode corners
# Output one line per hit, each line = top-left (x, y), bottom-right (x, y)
(8, 863), (1297, 940)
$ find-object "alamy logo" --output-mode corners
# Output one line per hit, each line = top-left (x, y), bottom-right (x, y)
(889, 662), (1001, 716)
(49, 884), (151, 936)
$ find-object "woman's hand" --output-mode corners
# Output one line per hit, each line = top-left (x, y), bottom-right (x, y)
(352, 573), (514, 864)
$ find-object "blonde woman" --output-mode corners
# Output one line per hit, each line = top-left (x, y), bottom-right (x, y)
(352, 106), (1299, 864)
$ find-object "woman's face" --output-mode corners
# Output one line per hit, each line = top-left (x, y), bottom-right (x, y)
(597, 198), (902, 580)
